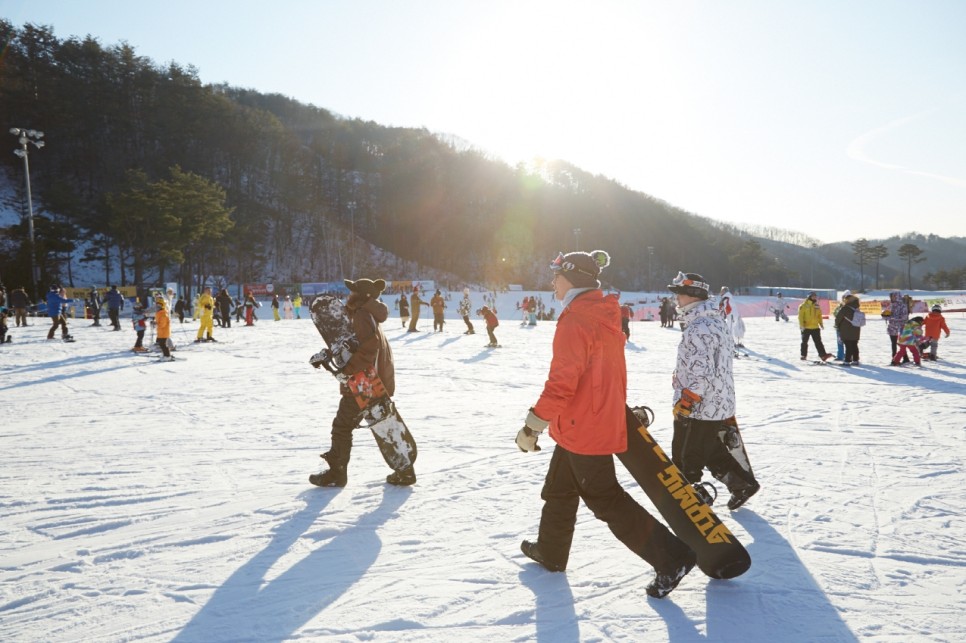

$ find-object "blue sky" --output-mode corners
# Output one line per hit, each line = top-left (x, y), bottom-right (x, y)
(4, 0), (965, 243)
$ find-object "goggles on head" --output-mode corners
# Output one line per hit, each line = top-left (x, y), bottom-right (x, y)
(670, 271), (709, 292)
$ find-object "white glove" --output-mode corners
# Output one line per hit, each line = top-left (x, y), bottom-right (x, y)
(516, 408), (549, 452)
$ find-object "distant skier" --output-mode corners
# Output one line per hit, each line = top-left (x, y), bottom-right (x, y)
(479, 305), (499, 347)
(620, 302), (633, 339)
(431, 289), (446, 332)
(87, 286), (102, 326)
(103, 285), (125, 331)
(772, 292), (789, 322)
(921, 305), (951, 361)
(293, 293), (303, 319)
(833, 293), (863, 365)
(216, 288), (233, 328)
(45, 285), (74, 341)
(458, 289), (475, 334)
(196, 286), (216, 342)
(398, 293), (410, 329)
(891, 316), (924, 367)
(798, 292), (832, 362)
(407, 285), (428, 333)
(718, 287), (745, 348)
(155, 298), (174, 360)
(882, 291), (909, 362)
(8, 286), (31, 327)
(131, 301), (148, 352)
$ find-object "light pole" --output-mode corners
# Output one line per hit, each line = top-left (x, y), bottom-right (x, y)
(348, 201), (356, 276)
(10, 128), (44, 300)
(647, 246), (654, 292)
(573, 228), (581, 251)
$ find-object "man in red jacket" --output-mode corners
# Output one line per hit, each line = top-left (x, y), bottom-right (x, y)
(516, 250), (696, 599)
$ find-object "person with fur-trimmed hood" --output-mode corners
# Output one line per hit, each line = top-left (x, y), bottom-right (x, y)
(669, 271), (760, 512)
(517, 251), (696, 599)
(310, 278), (416, 487)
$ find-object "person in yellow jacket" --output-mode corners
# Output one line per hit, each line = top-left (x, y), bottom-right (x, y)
(196, 286), (217, 342)
(293, 293), (303, 319)
(155, 298), (175, 360)
(798, 291), (831, 362)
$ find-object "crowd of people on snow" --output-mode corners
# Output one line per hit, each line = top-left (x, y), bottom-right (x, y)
(3, 252), (960, 604)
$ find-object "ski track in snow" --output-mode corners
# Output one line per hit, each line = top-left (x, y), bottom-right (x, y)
(1, 296), (964, 642)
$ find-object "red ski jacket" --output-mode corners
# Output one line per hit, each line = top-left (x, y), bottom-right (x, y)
(533, 290), (628, 456)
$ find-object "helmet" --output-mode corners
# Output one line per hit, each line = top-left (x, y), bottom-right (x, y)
(667, 272), (710, 300)
(932, 304), (942, 312)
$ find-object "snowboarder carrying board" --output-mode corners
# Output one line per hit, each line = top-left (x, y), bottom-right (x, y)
(516, 250), (697, 599)
(310, 278), (417, 487)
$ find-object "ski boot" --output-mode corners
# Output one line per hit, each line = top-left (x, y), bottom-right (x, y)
(520, 540), (566, 572)
(386, 466), (416, 486)
(646, 549), (697, 599)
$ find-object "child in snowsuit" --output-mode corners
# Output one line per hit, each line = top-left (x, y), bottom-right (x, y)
(891, 316), (924, 366)
(196, 287), (216, 342)
(131, 302), (148, 352)
(921, 306), (950, 361)
(155, 298), (173, 360)
(480, 306), (499, 346)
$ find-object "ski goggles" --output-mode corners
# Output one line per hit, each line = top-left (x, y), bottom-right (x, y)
(550, 252), (596, 278)
(669, 271), (709, 292)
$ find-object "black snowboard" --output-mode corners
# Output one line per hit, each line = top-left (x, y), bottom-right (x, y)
(617, 405), (751, 579)
(310, 295), (417, 472)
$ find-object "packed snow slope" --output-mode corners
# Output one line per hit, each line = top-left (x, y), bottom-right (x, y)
(1, 295), (964, 642)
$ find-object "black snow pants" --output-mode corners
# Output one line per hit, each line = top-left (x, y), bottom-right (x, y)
(536, 445), (691, 573)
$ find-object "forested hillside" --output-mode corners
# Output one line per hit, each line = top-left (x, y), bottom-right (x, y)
(1, 21), (963, 294)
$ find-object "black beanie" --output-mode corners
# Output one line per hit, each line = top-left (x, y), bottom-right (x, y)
(552, 250), (610, 288)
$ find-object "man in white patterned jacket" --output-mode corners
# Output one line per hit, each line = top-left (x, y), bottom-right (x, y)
(668, 271), (761, 511)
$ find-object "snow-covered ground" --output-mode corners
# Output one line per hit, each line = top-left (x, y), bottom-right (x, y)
(1, 294), (964, 642)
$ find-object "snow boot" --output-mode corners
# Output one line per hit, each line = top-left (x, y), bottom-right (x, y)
(309, 465), (347, 487)
(646, 549), (697, 599)
(386, 466), (416, 486)
(520, 540), (566, 572)
(309, 450), (348, 487)
(727, 480), (761, 511)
